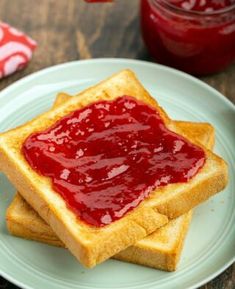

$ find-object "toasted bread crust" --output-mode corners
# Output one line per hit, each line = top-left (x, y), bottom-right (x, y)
(6, 193), (192, 271)
(114, 212), (192, 271)
(7, 216), (64, 248)
(0, 70), (228, 268)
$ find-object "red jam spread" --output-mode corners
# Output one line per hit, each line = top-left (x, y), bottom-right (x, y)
(141, 0), (235, 75)
(22, 96), (205, 227)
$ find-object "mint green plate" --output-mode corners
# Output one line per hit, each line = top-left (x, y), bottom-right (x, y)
(0, 59), (234, 289)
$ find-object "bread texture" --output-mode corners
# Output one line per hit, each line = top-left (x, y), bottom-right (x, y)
(0, 70), (228, 268)
(6, 94), (215, 271)
(6, 194), (192, 271)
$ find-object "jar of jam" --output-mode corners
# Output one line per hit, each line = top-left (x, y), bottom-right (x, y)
(140, 0), (235, 75)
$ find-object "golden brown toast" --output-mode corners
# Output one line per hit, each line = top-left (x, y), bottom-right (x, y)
(0, 70), (228, 268)
(6, 93), (215, 271)
(7, 194), (192, 271)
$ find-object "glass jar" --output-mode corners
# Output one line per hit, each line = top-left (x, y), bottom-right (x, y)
(140, 0), (235, 75)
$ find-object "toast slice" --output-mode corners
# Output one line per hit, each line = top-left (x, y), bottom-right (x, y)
(6, 93), (215, 271)
(0, 70), (228, 268)
(7, 194), (192, 271)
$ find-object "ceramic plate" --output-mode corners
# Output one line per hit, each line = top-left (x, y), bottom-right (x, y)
(0, 59), (234, 289)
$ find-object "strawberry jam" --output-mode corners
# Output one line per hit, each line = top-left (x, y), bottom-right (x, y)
(22, 96), (205, 227)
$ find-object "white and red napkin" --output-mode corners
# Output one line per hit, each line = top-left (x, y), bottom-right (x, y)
(0, 22), (37, 79)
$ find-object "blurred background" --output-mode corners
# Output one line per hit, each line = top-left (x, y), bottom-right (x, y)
(0, 0), (234, 103)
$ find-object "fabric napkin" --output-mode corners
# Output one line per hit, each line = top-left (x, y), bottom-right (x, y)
(0, 22), (37, 79)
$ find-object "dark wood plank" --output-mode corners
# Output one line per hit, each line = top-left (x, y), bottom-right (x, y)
(0, 1), (234, 288)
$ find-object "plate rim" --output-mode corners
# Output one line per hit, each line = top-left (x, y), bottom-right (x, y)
(0, 58), (234, 111)
(0, 58), (234, 289)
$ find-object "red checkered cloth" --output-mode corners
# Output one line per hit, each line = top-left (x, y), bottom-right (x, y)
(0, 22), (37, 78)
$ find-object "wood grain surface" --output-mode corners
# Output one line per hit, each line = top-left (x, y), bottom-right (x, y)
(0, 0), (234, 288)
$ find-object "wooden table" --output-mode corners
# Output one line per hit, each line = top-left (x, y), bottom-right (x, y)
(0, 1), (234, 288)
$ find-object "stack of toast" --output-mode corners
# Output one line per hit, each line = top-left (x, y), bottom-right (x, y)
(0, 70), (228, 271)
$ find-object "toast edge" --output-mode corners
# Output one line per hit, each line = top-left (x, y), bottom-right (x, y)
(113, 211), (193, 271)
(6, 218), (64, 248)
(155, 158), (228, 219)
(6, 194), (192, 271)
(0, 143), (168, 268)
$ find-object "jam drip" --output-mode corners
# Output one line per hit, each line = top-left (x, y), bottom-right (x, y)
(23, 96), (205, 227)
